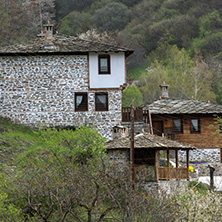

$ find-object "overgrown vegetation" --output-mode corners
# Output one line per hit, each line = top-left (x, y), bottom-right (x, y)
(1, 117), (222, 221)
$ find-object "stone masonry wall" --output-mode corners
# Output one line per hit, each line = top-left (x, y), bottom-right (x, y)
(179, 148), (221, 162)
(0, 55), (122, 139)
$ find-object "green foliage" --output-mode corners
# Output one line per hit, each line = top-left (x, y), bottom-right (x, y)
(172, 189), (222, 221)
(189, 181), (209, 192)
(21, 126), (106, 166)
(2, 118), (222, 221)
(122, 85), (143, 107)
(92, 2), (131, 32)
(140, 44), (216, 103)
(0, 174), (22, 221)
(191, 32), (222, 57)
(59, 11), (91, 36)
(119, 0), (143, 7)
(127, 66), (146, 80)
(199, 10), (222, 37)
(0, 0), (36, 46)
(0, 117), (37, 166)
(55, 0), (94, 18)
(214, 81), (222, 105)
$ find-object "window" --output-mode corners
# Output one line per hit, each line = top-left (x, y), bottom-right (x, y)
(98, 55), (110, 74)
(95, 93), (108, 111)
(75, 93), (88, 111)
(191, 119), (200, 133)
(173, 119), (183, 133)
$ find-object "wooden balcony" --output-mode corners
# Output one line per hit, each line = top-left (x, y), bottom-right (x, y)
(122, 107), (149, 123)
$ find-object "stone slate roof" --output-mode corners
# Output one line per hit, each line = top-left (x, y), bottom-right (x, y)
(106, 133), (195, 150)
(145, 98), (222, 115)
(0, 34), (134, 55)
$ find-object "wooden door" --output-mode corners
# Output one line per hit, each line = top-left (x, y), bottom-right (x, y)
(152, 121), (164, 136)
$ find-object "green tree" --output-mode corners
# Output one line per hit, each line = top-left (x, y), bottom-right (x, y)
(92, 2), (131, 32)
(140, 60), (168, 104)
(59, 11), (91, 36)
(55, 0), (94, 19)
(0, 0), (32, 46)
(199, 10), (222, 37)
(140, 44), (215, 103)
(11, 126), (171, 221)
(122, 85), (143, 107)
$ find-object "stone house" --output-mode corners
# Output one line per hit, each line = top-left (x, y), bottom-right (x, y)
(145, 83), (222, 162)
(0, 24), (133, 139)
(106, 133), (195, 193)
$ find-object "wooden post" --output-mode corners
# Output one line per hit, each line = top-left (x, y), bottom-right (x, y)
(186, 150), (190, 181)
(130, 100), (135, 221)
(167, 150), (171, 180)
(155, 149), (159, 181)
(130, 100), (135, 189)
(175, 150), (179, 180)
(220, 148), (222, 163)
(148, 109), (153, 135)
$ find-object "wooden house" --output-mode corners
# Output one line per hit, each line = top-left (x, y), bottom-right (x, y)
(145, 83), (222, 162)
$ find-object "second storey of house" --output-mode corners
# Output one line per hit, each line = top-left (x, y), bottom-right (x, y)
(151, 114), (221, 148)
(89, 52), (126, 89)
(147, 98), (222, 148)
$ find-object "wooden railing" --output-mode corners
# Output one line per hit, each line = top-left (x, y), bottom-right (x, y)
(122, 107), (149, 123)
(158, 167), (189, 180)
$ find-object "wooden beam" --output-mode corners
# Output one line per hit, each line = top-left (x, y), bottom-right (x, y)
(220, 148), (222, 163)
(148, 110), (153, 135)
(155, 149), (159, 181)
(186, 150), (190, 181)
(167, 150), (171, 180)
(175, 150), (179, 180)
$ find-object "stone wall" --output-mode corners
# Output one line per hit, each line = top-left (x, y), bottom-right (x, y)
(0, 55), (122, 139)
(179, 148), (221, 163)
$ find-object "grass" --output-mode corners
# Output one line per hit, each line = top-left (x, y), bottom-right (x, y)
(0, 117), (38, 166)
(189, 180), (209, 192)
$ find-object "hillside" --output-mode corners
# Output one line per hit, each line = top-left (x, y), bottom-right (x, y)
(0, 117), (37, 168)
(1, 0), (222, 104)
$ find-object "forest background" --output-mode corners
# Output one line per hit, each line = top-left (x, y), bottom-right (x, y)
(1, 0), (222, 105)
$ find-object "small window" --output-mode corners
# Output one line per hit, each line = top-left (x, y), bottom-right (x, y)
(75, 93), (88, 111)
(173, 119), (183, 133)
(95, 93), (108, 111)
(98, 55), (110, 74)
(191, 119), (200, 133)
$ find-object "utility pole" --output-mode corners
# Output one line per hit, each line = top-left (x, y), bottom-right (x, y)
(129, 99), (135, 221)
(130, 99), (135, 190)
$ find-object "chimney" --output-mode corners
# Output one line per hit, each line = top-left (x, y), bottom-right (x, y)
(43, 21), (54, 46)
(159, 81), (169, 99)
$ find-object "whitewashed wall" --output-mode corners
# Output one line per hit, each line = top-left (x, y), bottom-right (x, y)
(89, 52), (126, 88)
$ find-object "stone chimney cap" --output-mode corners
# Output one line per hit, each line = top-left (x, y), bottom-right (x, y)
(159, 81), (169, 99)
(159, 81), (169, 88)
(43, 23), (54, 27)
